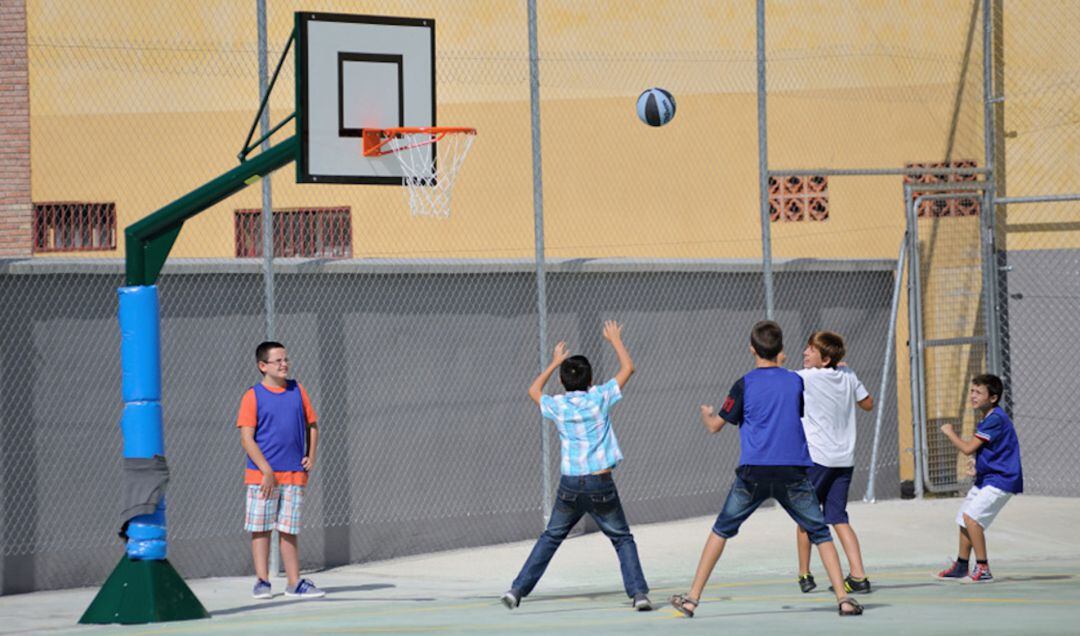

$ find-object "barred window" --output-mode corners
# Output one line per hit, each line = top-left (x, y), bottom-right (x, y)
(32, 202), (117, 252)
(769, 175), (829, 222)
(235, 207), (352, 258)
(905, 160), (981, 218)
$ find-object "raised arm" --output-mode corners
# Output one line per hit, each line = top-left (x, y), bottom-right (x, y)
(528, 341), (570, 405)
(603, 320), (635, 388)
(940, 423), (984, 456)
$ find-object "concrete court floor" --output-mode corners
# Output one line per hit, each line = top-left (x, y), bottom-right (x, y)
(2, 495), (1078, 635)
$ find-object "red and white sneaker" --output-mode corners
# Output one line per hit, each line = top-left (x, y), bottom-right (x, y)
(964, 563), (994, 584)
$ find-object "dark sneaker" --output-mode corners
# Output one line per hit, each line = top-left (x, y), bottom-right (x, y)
(252, 578), (272, 599)
(798, 573), (816, 593)
(500, 589), (521, 609)
(844, 575), (872, 594)
(285, 578), (325, 598)
(964, 563), (993, 584)
(936, 560), (969, 581)
(632, 593), (653, 611)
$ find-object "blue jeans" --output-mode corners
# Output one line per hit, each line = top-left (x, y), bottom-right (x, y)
(711, 465), (833, 544)
(511, 473), (649, 598)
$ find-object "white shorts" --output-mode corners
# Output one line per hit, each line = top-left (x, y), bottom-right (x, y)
(956, 485), (1012, 530)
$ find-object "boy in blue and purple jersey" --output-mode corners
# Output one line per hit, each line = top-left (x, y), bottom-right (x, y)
(501, 321), (652, 612)
(670, 321), (863, 618)
(937, 374), (1023, 583)
(237, 341), (324, 599)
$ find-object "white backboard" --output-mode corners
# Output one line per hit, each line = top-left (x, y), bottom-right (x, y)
(296, 12), (435, 184)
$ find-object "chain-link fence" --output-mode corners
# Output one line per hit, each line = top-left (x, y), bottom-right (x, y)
(989, 0), (1080, 499)
(1, 0), (1075, 594)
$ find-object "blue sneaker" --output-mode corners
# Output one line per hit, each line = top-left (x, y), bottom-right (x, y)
(252, 578), (272, 599)
(936, 560), (968, 581)
(285, 578), (326, 599)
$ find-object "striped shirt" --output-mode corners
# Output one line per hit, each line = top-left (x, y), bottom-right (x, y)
(540, 379), (624, 475)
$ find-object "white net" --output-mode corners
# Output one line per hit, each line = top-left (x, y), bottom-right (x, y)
(380, 129), (476, 218)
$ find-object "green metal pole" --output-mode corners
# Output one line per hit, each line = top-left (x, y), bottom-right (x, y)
(124, 135), (299, 286)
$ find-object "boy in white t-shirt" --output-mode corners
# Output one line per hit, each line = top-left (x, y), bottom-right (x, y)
(793, 331), (874, 595)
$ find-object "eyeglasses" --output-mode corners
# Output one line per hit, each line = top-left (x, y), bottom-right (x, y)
(263, 358), (289, 367)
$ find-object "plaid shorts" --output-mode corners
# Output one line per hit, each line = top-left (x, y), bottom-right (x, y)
(244, 484), (304, 535)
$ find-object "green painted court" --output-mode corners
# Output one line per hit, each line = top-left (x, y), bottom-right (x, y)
(5, 496), (1077, 635)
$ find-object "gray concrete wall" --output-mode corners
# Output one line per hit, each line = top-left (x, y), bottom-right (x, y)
(0, 260), (900, 593)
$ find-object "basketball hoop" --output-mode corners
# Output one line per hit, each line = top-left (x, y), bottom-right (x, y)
(362, 127), (476, 218)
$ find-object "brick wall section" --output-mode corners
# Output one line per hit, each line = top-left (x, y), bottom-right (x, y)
(0, 0), (32, 257)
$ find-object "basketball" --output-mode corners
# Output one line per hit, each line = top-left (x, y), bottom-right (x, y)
(636, 88), (676, 127)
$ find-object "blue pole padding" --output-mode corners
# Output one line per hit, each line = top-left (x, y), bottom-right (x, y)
(126, 499), (167, 560)
(120, 401), (164, 458)
(118, 284), (168, 560)
(118, 286), (161, 403)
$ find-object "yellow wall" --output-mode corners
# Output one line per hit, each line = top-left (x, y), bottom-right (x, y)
(25, 1), (1079, 486)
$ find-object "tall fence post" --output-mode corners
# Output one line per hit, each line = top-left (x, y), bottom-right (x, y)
(864, 233), (907, 503)
(256, 0), (280, 576)
(981, 0), (1001, 377)
(527, 0), (552, 525)
(756, 0), (774, 319)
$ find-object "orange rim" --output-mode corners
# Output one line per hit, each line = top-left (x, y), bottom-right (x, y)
(362, 126), (477, 157)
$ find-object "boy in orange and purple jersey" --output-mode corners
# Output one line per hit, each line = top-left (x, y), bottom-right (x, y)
(237, 341), (324, 599)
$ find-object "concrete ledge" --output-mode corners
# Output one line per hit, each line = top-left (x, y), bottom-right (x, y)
(0, 257), (898, 276)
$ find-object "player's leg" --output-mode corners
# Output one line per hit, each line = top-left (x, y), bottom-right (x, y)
(796, 464), (831, 592)
(823, 467), (868, 584)
(251, 531), (271, 581)
(244, 484), (277, 596)
(585, 476), (649, 604)
(775, 469), (857, 612)
(963, 514), (988, 561)
(961, 485), (1012, 582)
(938, 486), (979, 579)
(276, 485), (305, 589)
(955, 486), (979, 561)
(796, 526), (813, 579)
(833, 524), (866, 579)
(279, 532), (300, 587)
(275, 484), (323, 597)
(673, 468), (765, 616)
(507, 477), (586, 601)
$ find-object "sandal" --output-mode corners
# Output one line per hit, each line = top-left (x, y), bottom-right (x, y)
(669, 593), (699, 618)
(838, 596), (863, 616)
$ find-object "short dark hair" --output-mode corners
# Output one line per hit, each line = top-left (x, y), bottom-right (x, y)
(808, 331), (845, 368)
(559, 355), (592, 392)
(256, 341), (285, 364)
(750, 320), (783, 361)
(971, 373), (1003, 405)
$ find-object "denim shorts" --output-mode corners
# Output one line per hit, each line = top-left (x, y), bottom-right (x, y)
(807, 464), (854, 525)
(711, 465), (832, 544)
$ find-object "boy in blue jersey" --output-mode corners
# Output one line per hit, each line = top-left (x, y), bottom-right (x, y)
(237, 341), (324, 599)
(501, 321), (651, 612)
(937, 374), (1023, 583)
(670, 321), (863, 618)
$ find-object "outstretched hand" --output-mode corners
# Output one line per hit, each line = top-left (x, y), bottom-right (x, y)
(602, 320), (623, 343)
(552, 341), (571, 365)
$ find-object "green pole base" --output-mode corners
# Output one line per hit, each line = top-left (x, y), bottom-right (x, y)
(79, 555), (210, 625)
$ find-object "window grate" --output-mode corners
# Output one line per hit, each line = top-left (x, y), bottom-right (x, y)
(32, 202), (117, 253)
(234, 207), (353, 258)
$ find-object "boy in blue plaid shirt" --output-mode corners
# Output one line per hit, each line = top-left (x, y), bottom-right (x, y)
(501, 321), (652, 612)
